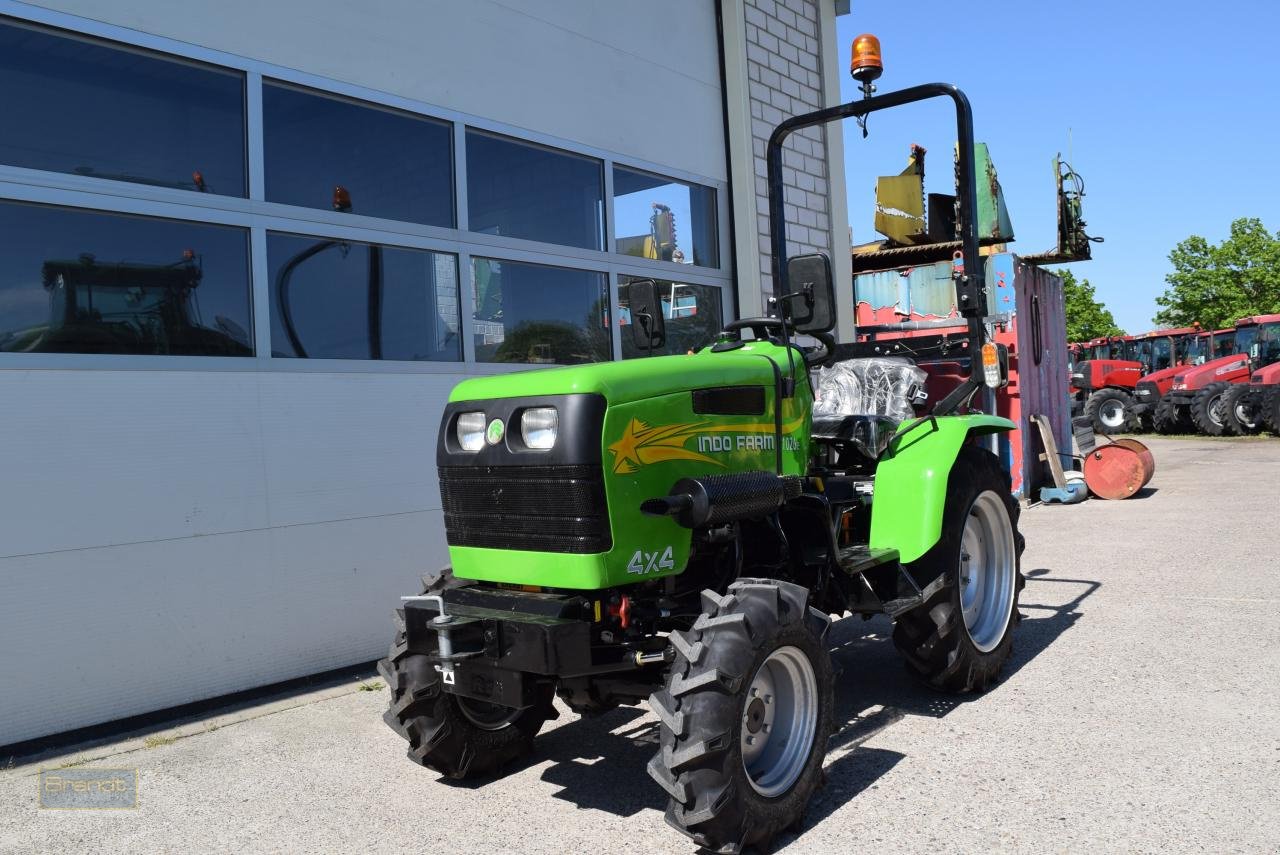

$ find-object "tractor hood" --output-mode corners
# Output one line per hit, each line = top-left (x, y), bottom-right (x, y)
(1138, 363), (1184, 386)
(1250, 362), (1280, 385)
(1072, 358), (1142, 391)
(1079, 359), (1141, 371)
(1171, 353), (1251, 390)
(449, 341), (796, 406)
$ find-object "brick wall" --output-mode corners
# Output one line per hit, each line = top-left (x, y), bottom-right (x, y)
(744, 0), (831, 303)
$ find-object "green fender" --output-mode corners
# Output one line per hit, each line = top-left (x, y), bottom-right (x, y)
(868, 414), (1015, 563)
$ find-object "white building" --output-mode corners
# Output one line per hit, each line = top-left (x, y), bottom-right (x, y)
(0, 0), (852, 747)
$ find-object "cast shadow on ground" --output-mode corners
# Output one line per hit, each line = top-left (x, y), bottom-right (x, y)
(455, 566), (1101, 850)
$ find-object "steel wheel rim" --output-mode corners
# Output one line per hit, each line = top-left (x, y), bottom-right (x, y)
(1208, 394), (1226, 427)
(1235, 400), (1257, 429)
(741, 645), (818, 797)
(1099, 399), (1125, 428)
(959, 491), (1017, 653)
(456, 697), (522, 731)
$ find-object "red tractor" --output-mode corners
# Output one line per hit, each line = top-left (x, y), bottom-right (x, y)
(1071, 327), (1199, 434)
(1224, 316), (1280, 434)
(1161, 315), (1280, 436)
(1133, 328), (1218, 433)
(1069, 334), (1138, 430)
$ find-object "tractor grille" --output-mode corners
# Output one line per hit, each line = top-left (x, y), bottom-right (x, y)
(1134, 381), (1158, 402)
(438, 464), (611, 554)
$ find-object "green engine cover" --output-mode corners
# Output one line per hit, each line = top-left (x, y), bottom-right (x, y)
(444, 341), (811, 589)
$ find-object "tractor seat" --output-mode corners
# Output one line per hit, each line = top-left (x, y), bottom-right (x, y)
(811, 414), (899, 462)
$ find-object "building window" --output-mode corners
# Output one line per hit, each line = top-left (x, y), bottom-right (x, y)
(613, 167), (718, 268)
(0, 201), (252, 356)
(267, 232), (460, 361)
(263, 82), (454, 226)
(0, 11), (731, 370)
(0, 19), (246, 197)
(466, 130), (604, 250)
(618, 277), (722, 359)
(472, 258), (609, 365)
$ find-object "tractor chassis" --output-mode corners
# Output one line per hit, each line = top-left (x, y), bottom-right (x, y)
(401, 587), (663, 711)
(402, 545), (921, 713)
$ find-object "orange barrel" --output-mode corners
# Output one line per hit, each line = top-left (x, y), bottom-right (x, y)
(1082, 438), (1156, 500)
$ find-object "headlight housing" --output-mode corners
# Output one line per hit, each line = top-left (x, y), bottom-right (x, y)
(521, 407), (559, 450)
(455, 411), (486, 451)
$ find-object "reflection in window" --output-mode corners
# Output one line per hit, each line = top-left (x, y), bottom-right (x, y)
(267, 233), (460, 361)
(264, 82), (453, 225)
(466, 130), (604, 250)
(472, 259), (609, 365)
(0, 20), (246, 196)
(614, 167), (718, 268)
(0, 202), (252, 356)
(618, 277), (722, 359)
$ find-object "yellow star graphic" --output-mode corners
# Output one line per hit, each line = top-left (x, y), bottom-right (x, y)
(607, 417), (722, 474)
(607, 417), (648, 474)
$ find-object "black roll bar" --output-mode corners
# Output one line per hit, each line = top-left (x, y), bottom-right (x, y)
(765, 83), (990, 415)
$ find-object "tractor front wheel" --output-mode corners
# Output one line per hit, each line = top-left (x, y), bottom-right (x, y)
(892, 446), (1025, 692)
(648, 579), (833, 854)
(1085, 388), (1135, 435)
(379, 568), (555, 778)
(1151, 399), (1189, 434)
(1189, 382), (1233, 436)
(1222, 385), (1263, 436)
(1263, 388), (1280, 436)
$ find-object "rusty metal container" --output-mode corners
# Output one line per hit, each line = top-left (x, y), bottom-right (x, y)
(1083, 438), (1155, 500)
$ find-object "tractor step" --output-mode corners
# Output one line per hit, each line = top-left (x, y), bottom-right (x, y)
(837, 545), (900, 576)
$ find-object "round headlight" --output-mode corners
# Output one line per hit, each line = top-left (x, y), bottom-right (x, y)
(456, 411), (486, 451)
(521, 407), (558, 450)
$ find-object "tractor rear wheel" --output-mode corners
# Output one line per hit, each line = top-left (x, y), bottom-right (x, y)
(1189, 382), (1233, 436)
(1222, 385), (1263, 435)
(1085, 388), (1135, 435)
(648, 579), (833, 854)
(379, 568), (555, 778)
(892, 446), (1025, 692)
(1151, 399), (1189, 434)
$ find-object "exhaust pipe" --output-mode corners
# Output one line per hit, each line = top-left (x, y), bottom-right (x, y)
(641, 472), (801, 528)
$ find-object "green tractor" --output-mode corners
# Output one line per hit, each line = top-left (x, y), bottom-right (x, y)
(380, 66), (1024, 853)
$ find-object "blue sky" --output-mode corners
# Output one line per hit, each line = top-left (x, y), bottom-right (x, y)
(834, 2), (1280, 333)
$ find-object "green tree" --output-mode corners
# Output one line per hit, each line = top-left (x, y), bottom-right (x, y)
(1154, 218), (1280, 329)
(1059, 268), (1124, 341)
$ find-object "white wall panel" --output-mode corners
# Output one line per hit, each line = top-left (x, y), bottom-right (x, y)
(0, 369), (453, 745)
(2, 370), (270, 557)
(256, 372), (455, 528)
(0, 0), (739, 746)
(23, 0), (727, 181)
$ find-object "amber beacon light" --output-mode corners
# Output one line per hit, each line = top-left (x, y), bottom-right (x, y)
(849, 34), (882, 83)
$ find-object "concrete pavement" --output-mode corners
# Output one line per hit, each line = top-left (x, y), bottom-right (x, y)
(3, 436), (1278, 854)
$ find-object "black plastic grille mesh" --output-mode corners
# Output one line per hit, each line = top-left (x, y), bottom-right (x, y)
(439, 465), (611, 554)
(1134, 380), (1158, 401)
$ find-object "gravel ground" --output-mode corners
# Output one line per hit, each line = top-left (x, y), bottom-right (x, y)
(3, 435), (1278, 854)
